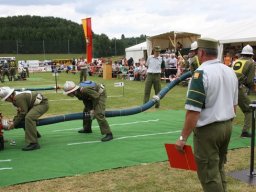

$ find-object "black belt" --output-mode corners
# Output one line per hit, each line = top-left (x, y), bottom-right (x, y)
(197, 119), (233, 129)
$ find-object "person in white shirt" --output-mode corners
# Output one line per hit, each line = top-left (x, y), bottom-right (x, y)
(175, 38), (238, 192)
(143, 46), (165, 108)
(78, 57), (88, 82)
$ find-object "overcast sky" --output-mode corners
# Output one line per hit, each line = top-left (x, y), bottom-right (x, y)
(0, 0), (255, 40)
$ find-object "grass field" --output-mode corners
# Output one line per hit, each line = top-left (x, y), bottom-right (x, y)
(0, 64), (256, 191)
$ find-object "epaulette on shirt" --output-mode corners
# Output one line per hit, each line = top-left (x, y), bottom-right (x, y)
(186, 70), (206, 108)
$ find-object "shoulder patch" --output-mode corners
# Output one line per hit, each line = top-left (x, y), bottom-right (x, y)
(193, 72), (200, 79)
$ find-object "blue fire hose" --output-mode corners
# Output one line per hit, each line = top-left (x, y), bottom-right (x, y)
(15, 87), (58, 91)
(17, 71), (192, 128)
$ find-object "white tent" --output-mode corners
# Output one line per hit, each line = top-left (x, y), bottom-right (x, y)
(146, 31), (201, 56)
(199, 20), (256, 61)
(218, 37), (256, 61)
(125, 41), (147, 63)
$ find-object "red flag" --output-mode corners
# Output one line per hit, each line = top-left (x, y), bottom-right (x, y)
(82, 18), (93, 63)
(165, 144), (197, 171)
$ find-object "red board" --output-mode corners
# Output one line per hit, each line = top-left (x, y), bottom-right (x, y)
(165, 144), (197, 171)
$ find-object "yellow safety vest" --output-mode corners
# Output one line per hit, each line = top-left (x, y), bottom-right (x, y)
(233, 59), (247, 75)
(195, 56), (200, 68)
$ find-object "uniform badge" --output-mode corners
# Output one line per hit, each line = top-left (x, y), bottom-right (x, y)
(193, 72), (200, 79)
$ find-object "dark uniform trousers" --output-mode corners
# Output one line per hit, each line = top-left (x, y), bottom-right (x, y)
(82, 87), (111, 135)
(83, 99), (93, 132)
(143, 73), (161, 107)
(193, 119), (232, 192)
(94, 89), (111, 135)
(80, 69), (87, 82)
(25, 100), (49, 144)
(238, 86), (252, 132)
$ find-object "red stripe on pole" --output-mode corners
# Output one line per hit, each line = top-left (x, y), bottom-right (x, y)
(82, 17), (93, 63)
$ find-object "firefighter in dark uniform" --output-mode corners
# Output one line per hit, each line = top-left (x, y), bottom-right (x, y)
(189, 41), (201, 73)
(63, 81), (113, 142)
(0, 87), (49, 151)
(0, 113), (4, 150)
(233, 44), (255, 138)
(9, 59), (17, 81)
(0, 61), (3, 83)
(1, 60), (10, 82)
(175, 38), (238, 192)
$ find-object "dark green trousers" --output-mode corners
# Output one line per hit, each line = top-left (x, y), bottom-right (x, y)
(80, 69), (87, 82)
(238, 86), (252, 132)
(25, 101), (49, 144)
(143, 73), (161, 107)
(193, 120), (232, 192)
(94, 90), (112, 135)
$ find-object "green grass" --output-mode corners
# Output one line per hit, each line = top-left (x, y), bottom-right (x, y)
(1, 71), (253, 127)
(1, 70), (256, 192)
(1, 72), (188, 118)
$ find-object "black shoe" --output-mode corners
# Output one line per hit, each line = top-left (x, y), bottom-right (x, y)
(241, 131), (252, 138)
(0, 136), (4, 151)
(101, 133), (113, 142)
(22, 143), (40, 151)
(37, 131), (42, 138)
(78, 129), (92, 133)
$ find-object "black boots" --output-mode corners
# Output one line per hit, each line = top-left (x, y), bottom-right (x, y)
(78, 129), (92, 133)
(0, 136), (4, 151)
(101, 133), (113, 142)
(241, 131), (252, 138)
(37, 131), (42, 138)
(22, 143), (40, 151)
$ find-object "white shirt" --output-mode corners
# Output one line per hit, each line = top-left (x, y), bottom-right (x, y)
(167, 57), (177, 68)
(185, 59), (238, 127)
(79, 60), (87, 69)
(146, 56), (162, 73)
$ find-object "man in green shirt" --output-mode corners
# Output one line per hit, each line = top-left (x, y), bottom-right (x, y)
(189, 41), (201, 73)
(233, 44), (255, 138)
(63, 81), (113, 142)
(0, 87), (49, 151)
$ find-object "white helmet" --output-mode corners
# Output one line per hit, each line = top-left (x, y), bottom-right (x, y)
(63, 81), (79, 95)
(241, 44), (254, 55)
(1, 119), (9, 130)
(0, 87), (14, 101)
(190, 41), (198, 51)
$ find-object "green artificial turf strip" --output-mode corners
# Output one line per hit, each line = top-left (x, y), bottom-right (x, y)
(0, 110), (249, 186)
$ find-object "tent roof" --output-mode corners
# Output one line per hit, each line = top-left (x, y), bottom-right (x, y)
(125, 41), (147, 51)
(219, 37), (256, 44)
(148, 31), (201, 40)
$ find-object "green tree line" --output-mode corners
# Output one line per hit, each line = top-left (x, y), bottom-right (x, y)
(0, 15), (146, 57)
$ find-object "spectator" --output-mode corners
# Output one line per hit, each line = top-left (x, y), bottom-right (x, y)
(134, 63), (140, 81)
(223, 53), (232, 67)
(78, 57), (88, 82)
(127, 57), (134, 67)
(165, 53), (177, 82)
